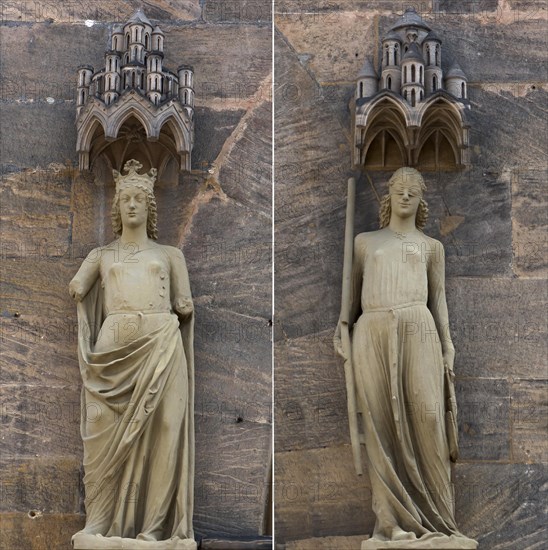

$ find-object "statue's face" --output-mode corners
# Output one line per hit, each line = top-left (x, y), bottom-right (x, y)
(389, 177), (422, 220)
(119, 185), (148, 229)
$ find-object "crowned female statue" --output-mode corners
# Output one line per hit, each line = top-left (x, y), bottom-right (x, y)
(335, 168), (477, 549)
(69, 160), (196, 549)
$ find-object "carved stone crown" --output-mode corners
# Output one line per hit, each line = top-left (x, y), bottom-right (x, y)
(113, 159), (157, 193)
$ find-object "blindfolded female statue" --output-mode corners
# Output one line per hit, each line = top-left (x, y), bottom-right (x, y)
(335, 168), (477, 549)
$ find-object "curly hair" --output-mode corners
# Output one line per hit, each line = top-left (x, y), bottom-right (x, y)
(111, 184), (158, 240)
(378, 167), (429, 231)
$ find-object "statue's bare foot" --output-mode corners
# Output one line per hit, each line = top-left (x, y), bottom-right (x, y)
(391, 527), (416, 541)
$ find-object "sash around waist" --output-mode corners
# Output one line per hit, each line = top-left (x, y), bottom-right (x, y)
(105, 309), (173, 317)
(362, 301), (426, 313)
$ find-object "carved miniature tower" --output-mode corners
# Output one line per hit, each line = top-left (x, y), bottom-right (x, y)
(400, 41), (425, 106)
(178, 65), (195, 116)
(446, 62), (468, 99)
(354, 7), (470, 170)
(381, 31), (401, 92)
(356, 59), (378, 99)
(75, 8), (195, 173)
(423, 31), (443, 95)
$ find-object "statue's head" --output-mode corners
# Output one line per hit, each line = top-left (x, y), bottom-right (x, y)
(111, 160), (158, 239)
(379, 167), (429, 230)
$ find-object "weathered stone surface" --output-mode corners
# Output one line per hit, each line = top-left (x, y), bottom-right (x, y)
(510, 379), (548, 463)
(446, 278), (548, 379)
(275, 445), (372, 543)
(0, 457), (82, 513)
(274, 32), (354, 341)
(0, 313), (79, 387)
(0, 25), (105, 104)
(286, 535), (367, 550)
(277, 9), (547, 83)
(422, 169), (513, 278)
(275, 1), (426, 14)
(504, 0), (547, 7)
(0, 258), (79, 317)
(163, 26), (272, 103)
(185, 199), (271, 319)
(0, 103), (78, 167)
(0, 512), (85, 550)
(436, 0), (499, 12)
(456, 378), (511, 461)
(275, 13), (379, 84)
(275, 331), (349, 453)
(0, 166), (73, 216)
(194, 417), (271, 537)
(511, 167), (548, 276)
(203, 0), (272, 23)
(454, 463), (547, 549)
(200, 536), (273, 549)
(193, 108), (247, 169)
(195, 307), (271, 423)
(219, 100), (272, 216)
(0, 384), (82, 459)
(0, 1), (201, 23)
(466, 88), (547, 172)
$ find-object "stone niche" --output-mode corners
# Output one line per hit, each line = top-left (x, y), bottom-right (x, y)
(354, 8), (470, 171)
(75, 8), (195, 184)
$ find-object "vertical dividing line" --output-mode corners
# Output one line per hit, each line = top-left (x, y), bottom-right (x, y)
(271, 0), (276, 544)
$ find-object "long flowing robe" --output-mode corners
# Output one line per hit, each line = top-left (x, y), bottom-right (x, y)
(75, 276), (194, 542)
(348, 231), (475, 546)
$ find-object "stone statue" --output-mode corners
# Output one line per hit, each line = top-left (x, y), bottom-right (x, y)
(334, 168), (477, 549)
(69, 160), (196, 550)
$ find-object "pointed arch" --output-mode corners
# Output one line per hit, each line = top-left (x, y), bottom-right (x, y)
(415, 96), (468, 168)
(76, 114), (108, 166)
(158, 116), (191, 158)
(106, 104), (155, 140)
(357, 95), (410, 168)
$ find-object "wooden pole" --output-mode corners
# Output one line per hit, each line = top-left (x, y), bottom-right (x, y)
(340, 177), (363, 476)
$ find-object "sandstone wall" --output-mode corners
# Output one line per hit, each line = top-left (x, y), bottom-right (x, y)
(274, 1), (547, 547)
(0, 2), (272, 548)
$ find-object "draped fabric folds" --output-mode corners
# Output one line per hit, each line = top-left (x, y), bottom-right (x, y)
(349, 232), (477, 548)
(75, 279), (194, 543)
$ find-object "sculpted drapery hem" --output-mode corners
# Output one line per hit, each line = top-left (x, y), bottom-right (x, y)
(348, 230), (473, 545)
(75, 278), (195, 542)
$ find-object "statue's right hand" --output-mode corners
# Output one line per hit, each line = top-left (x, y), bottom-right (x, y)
(333, 322), (348, 361)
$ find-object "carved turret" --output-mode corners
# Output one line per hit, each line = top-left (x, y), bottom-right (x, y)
(353, 7), (471, 170)
(401, 42), (425, 106)
(75, 9), (195, 172)
(423, 31), (443, 94)
(178, 65), (195, 117)
(356, 58), (378, 99)
(446, 62), (468, 99)
(76, 65), (93, 116)
(381, 30), (402, 92)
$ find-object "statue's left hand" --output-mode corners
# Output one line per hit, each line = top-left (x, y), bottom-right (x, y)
(175, 297), (194, 318)
(443, 352), (455, 381)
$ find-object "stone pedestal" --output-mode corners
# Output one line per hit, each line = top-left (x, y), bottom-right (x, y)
(361, 535), (478, 550)
(72, 533), (197, 550)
